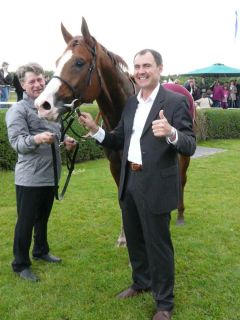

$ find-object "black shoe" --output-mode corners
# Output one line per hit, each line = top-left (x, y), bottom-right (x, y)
(16, 268), (39, 282)
(33, 253), (62, 263)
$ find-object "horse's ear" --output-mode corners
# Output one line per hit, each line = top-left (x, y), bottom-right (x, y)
(61, 23), (73, 44)
(81, 17), (95, 48)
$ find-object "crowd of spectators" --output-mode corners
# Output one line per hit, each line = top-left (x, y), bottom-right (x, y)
(182, 76), (240, 109)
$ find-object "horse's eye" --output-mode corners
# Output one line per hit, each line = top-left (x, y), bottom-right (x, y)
(75, 60), (85, 68)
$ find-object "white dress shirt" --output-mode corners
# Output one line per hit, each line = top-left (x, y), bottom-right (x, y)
(127, 85), (160, 164)
(92, 84), (178, 164)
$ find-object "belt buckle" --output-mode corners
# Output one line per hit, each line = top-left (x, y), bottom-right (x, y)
(131, 163), (142, 171)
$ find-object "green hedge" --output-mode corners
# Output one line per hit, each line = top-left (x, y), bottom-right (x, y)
(0, 110), (17, 170)
(0, 105), (105, 170)
(2, 106), (240, 170)
(195, 108), (240, 141)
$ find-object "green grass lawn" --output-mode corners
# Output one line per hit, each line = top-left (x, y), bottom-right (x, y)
(0, 140), (240, 320)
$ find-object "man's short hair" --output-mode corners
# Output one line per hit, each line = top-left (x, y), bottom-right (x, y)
(17, 63), (44, 82)
(134, 49), (163, 66)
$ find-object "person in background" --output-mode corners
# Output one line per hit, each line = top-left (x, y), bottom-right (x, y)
(195, 92), (213, 108)
(0, 62), (13, 107)
(199, 77), (207, 96)
(12, 73), (24, 101)
(228, 80), (237, 108)
(183, 76), (200, 100)
(211, 80), (224, 107)
(5, 62), (77, 282)
(222, 83), (229, 109)
(78, 49), (196, 320)
(234, 80), (240, 107)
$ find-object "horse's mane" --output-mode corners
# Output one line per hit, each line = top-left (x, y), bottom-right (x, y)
(98, 44), (137, 93)
(100, 44), (129, 71)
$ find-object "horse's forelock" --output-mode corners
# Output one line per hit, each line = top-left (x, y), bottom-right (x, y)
(69, 36), (83, 48)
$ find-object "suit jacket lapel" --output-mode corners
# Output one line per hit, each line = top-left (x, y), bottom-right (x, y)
(141, 86), (166, 137)
(126, 96), (138, 135)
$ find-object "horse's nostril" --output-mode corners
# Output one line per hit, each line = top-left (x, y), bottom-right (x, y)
(42, 101), (51, 110)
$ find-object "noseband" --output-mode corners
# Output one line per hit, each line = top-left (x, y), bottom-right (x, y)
(52, 44), (101, 110)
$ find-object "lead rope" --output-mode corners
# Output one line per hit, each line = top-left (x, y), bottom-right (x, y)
(51, 139), (79, 201)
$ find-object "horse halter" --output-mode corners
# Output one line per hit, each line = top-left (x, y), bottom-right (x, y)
(52, 43), (101, 111)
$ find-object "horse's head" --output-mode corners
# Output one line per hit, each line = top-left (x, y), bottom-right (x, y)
(35, 17), (102, 120)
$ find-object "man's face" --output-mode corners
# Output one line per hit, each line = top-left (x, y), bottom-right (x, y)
(21, 72), (45, 100)
(133, 52), (162, 91)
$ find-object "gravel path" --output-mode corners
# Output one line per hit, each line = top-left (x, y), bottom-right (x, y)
(192, 146), (226, 159)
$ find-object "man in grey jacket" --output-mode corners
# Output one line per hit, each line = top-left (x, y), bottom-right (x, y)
(6, 63), (76, 282)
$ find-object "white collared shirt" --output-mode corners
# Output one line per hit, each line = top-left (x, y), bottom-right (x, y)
(127, 84), (160, 164)
(92, 83), (178, 163)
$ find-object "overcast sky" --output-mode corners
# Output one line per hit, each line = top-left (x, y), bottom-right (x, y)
(1, 0), (240, 76)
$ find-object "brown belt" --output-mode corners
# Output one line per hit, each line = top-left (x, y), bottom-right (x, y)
(128, 161), (142, 171)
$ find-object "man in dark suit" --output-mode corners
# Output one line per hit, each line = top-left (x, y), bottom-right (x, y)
(79, 49), (196, 320)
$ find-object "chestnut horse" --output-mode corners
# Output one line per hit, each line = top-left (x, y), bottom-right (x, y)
(35, 17), (194, 245)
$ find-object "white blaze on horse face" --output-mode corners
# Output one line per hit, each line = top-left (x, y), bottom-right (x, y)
(54, 49), (73, 78)
(35, 50), (73, 121)
(35, 78), (61, 120)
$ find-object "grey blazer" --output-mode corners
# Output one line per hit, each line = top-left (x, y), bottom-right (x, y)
(6, 94), (62, 187)
(101, 85), (196, 214)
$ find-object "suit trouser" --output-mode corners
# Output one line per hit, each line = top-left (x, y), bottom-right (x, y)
(12, 185), (55, 272)
(119, 169), (174, 311)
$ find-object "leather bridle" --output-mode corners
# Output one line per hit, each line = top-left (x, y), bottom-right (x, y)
(50, 43), (102, 200)
(52, 44), (101, 111)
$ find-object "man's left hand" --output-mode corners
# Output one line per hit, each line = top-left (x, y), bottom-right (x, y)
(152, 110), (173, 138)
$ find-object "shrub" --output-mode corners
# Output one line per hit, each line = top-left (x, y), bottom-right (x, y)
(195, 108), (240, 141)
(0, 110), (17, 170)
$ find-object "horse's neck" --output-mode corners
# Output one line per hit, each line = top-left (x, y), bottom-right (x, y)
(96, 94), (123, 130)
(96, 70), (134, 130)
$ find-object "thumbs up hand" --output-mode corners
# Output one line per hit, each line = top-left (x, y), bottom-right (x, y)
(152, 109), (175, 139)
(159, 110), (165, 120)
